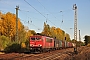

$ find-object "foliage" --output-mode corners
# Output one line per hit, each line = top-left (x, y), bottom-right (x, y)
(50, 27), (57, 38)
(71, 39), (85, 46)
(4, 41), (30, 53)
(65, 33), (71, 42)
(18, 25), (26, 43)
(25, 39), (30, 49)
(0, 35), (11, 50)
(25, 30), (33, 42)
(42, 22), (51, 36)
(21, 42), (26, 48)
(0, 12), (23, 41)
(31, 30), (36, 35)
(0, 11), (36, 52)
(71, 39), (77, 43)
(4, 42), (21, 53)
(41, 22), (71, 41)
(84, 35), (90, 45)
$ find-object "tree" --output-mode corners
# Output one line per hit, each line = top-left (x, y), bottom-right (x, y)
(18, 25), (26, 43)
(31, 30), (36, 35)
(41, 22), (71, 41)
(42, 22), (51, 36)
(0, 35), (11, 50)
(84, 35), (90, 45)
(1, 12), (24, 41)
(50, 27), (57, 38)
(65, 33), (71, 42)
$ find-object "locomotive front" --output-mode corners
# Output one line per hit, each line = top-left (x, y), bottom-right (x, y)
(30, 35), (43, 52)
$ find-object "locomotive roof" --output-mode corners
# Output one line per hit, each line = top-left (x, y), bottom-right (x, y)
(30, 35), (53, 38)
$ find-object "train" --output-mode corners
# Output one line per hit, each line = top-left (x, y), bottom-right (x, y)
(29, 35), (74, 52)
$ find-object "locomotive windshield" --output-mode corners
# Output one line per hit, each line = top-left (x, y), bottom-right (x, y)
(31, 38), (35, 40)
(30, 37), (41, 40)
(36, 37), (41, 40)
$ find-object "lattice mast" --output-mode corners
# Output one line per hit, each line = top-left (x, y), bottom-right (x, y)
(73, 4), (78, 53)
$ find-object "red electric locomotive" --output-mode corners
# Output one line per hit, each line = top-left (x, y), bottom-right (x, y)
(30, 35), (54, 52)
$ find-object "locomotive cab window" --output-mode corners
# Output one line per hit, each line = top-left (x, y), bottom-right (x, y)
(30, 37), (35, 40)
(36, 37), (41, 40)
(30, 37), (41, 41)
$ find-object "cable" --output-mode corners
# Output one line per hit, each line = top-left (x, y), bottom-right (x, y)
(37, 0), (57, 19)
(19, 9), (29, 12)
(28, 20), (42, 30)
(24, 0), (57, 27)
(19, 9), (43, 30)
(21, 18), (42, 30)
(24, 0), (46, 18)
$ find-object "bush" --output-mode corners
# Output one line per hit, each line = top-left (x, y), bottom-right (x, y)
(21, 42), (26, 48)
(0, 35), (11, 51)
(4, 42), (21, 53)
(4, 42), (30, 53)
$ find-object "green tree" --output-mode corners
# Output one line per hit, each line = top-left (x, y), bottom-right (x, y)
(18, 25), (26, 43)
(84, 35), (90, 45)
(0, 35), (11, 50)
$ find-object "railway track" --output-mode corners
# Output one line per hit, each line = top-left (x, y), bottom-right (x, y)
(36, 53), (62, 60)
(0, 48), (74, 60)
(0, 47), (90, 60)
(34, 48), (74, 60)
(0, 53), (35, 60)
(34, 50), (70, 60)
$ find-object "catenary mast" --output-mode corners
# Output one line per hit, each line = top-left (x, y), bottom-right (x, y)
(73, 4), (78, 53)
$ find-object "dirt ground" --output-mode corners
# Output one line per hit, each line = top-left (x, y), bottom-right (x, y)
(0, 46), (90, 60)
(69, 46), (90, 60)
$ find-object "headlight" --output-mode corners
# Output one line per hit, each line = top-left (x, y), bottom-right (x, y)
(39, 45), (42, 46)
(30, 44), (33, 46)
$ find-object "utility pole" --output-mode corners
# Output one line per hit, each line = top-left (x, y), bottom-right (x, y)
(73, 4), (78, 54)
(79, 30), (81, 46)
(15, 6), (19, 42)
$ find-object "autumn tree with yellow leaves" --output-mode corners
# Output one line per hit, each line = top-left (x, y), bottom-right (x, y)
(0, 12), (23, 41)
(42, 22), (51, 36)
(0, 12), (36, 50)
(42, 22), (71, 41)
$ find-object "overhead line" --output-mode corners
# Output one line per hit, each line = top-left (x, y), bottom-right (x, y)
(24, 0), (57, 27)
(21, 19), (42, 30)
(28, 20), (43, 30)
(24, 0), (46, 18)
(19, 9), (29, 12)
(48, 19), (57, 27)
(37, 0), (57, 19)
(37, 0), (72, 28)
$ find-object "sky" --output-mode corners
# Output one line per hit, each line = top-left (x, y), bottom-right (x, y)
(0, 0), (90, 42)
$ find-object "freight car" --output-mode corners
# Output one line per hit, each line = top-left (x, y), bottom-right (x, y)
(29, 35), (74, 52)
